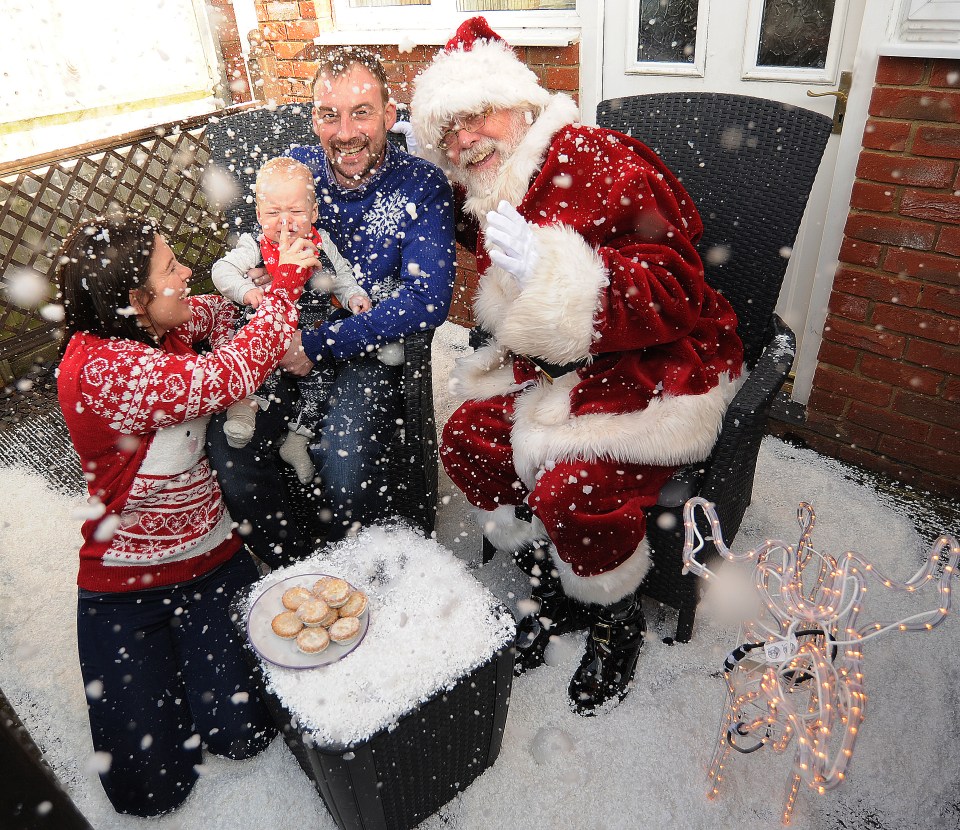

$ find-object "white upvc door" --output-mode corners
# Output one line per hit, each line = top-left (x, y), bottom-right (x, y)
(580, 0), (883, 404)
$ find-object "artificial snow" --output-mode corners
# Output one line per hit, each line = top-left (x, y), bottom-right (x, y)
(0, 321), (958, 829)
(244, 527), (514, 747)
(3, 266), (49, 309)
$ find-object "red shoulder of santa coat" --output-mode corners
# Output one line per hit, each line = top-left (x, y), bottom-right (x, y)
(492, 124), (715, 365)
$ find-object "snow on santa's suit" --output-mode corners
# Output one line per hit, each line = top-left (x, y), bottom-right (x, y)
(412, 17), (744, 605)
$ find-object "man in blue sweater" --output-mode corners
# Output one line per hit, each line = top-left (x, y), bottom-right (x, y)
(209, 47), (456, 557)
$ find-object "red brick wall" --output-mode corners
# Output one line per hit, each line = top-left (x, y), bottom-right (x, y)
(249, 5), (580, 324)
(799, 56), (960, 497)
(255, 1), (323, 100)
(209, 0), (255, 104)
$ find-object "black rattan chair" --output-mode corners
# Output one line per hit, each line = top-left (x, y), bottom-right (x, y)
(205, 105), (438, 536)
(595, 93), (832, 641)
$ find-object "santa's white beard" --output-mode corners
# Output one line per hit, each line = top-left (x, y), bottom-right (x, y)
(451, 140), (501, 196)
(450, 114), (529, 201)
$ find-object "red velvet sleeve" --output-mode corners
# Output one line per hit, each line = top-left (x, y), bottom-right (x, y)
(527, 127), (707, 356)
(80, 290), (300, 434)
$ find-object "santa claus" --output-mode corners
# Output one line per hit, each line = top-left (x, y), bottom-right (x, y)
(411, 17), (744, 714)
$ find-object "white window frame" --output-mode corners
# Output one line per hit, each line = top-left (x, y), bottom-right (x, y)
(327, 0), (580, 43)
(622, 0), (709, 78)
(907, 0), (960, 18)
(740, 0), (850, 84)
(232, 0), (262, 67)
(1, 0), (224, 164)
(899, 0), (960, 41)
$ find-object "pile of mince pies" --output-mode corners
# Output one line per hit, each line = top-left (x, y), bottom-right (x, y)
(270, 576), (369, 655)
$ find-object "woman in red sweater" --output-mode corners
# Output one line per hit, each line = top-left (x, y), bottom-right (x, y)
(56, 213), (313, 816)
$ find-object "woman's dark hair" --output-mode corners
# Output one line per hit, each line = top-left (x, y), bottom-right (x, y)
(57, 213), (161, 351)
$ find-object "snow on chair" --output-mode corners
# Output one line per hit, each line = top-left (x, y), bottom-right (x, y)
(595, 93), (833, 642)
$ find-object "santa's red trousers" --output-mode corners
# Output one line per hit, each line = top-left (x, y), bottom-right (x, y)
(440, 392), (677, 578)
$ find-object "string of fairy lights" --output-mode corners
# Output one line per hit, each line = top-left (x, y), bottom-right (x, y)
(680, 496), (960, 825)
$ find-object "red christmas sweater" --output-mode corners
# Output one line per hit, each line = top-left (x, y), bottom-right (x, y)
(58, 272), (305, 592)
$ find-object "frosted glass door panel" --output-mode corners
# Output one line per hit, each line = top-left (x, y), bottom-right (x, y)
(757, 0), (836, 68)
(636, 0), (700, 64)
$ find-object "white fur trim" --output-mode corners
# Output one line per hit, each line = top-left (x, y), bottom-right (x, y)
(511, 370), (745, 486)
(473, 266), (518, 337)
(493, 224), (606, 365)
(553, 538), (651, 604)
(449, 342), (520, 401)
(530, 513), (547, 540)
(476, 505), (544, 552)
(412, 38), (552, 155)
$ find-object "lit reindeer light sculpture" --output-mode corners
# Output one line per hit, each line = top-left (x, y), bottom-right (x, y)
(681, 496), (960, 825)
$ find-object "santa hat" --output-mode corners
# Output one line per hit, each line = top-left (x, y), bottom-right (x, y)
(411, 16), (552, 154)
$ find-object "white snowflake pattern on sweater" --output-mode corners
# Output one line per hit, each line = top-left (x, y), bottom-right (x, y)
(363, 191), (408, 242)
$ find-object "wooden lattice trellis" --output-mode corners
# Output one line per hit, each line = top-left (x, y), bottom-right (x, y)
(0, 112), (233, 372)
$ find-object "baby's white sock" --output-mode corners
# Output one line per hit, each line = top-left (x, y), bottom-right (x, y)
(223, 398), (258, 448)
(278, 429), (315, 484)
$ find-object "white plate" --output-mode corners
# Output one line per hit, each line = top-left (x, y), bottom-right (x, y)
(246, 573), (370, 669)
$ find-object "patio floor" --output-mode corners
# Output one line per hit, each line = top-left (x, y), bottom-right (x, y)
(0, 334), (960, 830)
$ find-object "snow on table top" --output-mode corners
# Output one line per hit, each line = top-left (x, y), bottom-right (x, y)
(241, 525), (515, 748)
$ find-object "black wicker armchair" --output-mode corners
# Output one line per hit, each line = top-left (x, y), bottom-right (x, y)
(205, 105), (438, 536)
(595, 92), (832, 641)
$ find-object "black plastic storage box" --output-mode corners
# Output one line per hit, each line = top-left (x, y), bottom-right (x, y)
(231, 595), (514, 830)
(268, 647), (512, 830)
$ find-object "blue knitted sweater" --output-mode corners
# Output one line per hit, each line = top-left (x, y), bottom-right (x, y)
(289, 142), (456, 362)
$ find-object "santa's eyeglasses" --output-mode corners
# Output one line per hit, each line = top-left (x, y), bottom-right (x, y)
(437, 107), (493, 150)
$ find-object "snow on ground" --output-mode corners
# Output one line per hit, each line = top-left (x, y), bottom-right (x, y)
(1, 321), (958, 830)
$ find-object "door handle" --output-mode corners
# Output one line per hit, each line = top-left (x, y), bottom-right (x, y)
(806, 71), (851, 134)
(806, 89), (847, 103)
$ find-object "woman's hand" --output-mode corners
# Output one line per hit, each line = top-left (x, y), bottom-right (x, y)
(278, 331), (315, 377)
(277, 223), (320, 270)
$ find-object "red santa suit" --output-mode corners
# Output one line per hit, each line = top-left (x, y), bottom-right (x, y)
(412, 25), (744, 607)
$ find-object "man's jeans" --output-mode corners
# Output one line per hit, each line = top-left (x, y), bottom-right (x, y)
(207, 354), (402, 564)
(311, 352), (402, 542)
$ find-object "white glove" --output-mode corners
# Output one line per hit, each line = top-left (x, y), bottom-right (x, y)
(389, 121), (420, 157)
(485, 200), (539, 290)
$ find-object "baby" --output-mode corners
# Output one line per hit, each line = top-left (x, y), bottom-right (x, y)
(212, 156), (370, 484)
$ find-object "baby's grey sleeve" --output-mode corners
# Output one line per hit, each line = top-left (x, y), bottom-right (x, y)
(319, 227), (367, 306)
(211, 233), (264, 304)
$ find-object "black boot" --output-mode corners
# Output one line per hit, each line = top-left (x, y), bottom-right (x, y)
(568, 592), (646, 715)
(513, 545), (592, 676)
(510, 537), (551, 579)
